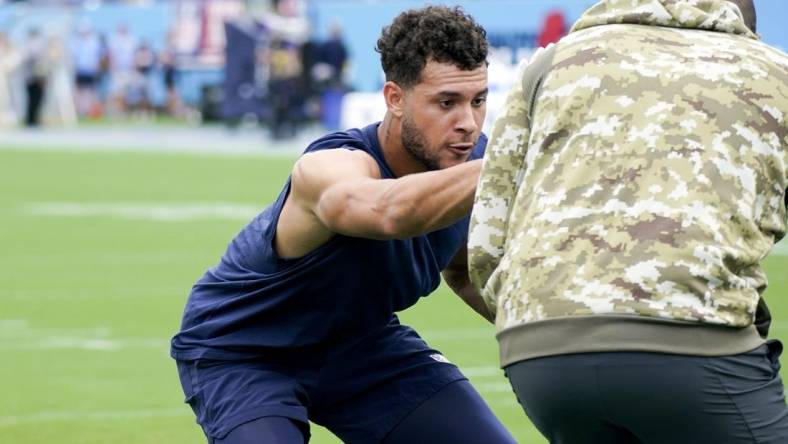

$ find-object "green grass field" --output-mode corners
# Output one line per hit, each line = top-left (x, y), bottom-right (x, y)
(1, 146), (786, 443)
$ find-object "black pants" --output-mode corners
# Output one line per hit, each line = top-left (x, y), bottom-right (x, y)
(506, 342), (788, 444)
(25, 79), (45, 127)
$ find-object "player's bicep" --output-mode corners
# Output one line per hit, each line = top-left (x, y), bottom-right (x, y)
(290, 149), (391, 238)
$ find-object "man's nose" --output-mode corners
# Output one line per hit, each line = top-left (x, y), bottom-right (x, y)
(455, 104), (479, 134)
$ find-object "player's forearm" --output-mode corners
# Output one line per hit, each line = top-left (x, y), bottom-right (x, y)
(316, 158), (481, 240)
(377, 159), (482, 238)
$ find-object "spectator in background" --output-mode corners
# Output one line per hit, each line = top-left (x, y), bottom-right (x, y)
(315, 20), (348, 131)
(96, 31), (111, 107)
(297, 26), (320, 126)
(469, 0), (788, 442)
(159, 30), (183, 118)
(319, 21), (348, 89)
(129, 39), (156, 118)
(268, 39), (302, 139)
(21, 27), (49, 127)
(0, 31), (21, 127)
(263, 0), (309, 45)
(107, 23), (137, 118)
(41, 32), (77, 127)
(70, 21), (103, 118)
(264, 0), (310, 139)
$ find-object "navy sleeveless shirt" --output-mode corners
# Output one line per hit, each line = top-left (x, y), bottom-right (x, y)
(171, 123), (486, 361)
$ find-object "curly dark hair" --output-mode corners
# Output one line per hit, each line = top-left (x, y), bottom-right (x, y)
(375, 5), (488, 88)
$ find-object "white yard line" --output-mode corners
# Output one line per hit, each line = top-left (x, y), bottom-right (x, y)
(1, 319), (785, 352)
(0, 337), (169, 351)
(0, 408), (190, 427)
(3, 288), (184, 300)
(0, 319), (168, 351)
(0, 126), (308, 157)
(24, 202), (262, 222)
(7, 251), (210, 261)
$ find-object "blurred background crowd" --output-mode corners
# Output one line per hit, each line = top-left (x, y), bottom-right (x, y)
(0, 0), (354, 139)
(0, 0), (786, 141)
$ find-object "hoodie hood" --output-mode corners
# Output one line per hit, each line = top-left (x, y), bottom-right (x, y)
(570, 0), (757, 39)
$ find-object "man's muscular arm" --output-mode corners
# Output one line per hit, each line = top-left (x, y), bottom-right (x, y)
(275, 149), (481, 258)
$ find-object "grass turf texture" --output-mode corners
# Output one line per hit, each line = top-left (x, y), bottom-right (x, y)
(1, 147), (786, 443)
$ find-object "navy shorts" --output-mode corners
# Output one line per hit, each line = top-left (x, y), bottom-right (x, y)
(176, 319), (466, 443)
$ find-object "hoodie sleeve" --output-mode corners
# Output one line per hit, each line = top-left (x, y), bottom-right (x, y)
(467, 63), (531, 315)
(468, 44), (557, 315)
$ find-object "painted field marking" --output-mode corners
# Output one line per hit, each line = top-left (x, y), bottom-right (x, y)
(0, 408), (191, 427)
(7, 251), (214, 262)
(23, 202), (261, 222)
(3, 288), (185, 301)
(2, 320), (786, 351)
(0, 319), (167, 351)
(0, 337), (169, 351)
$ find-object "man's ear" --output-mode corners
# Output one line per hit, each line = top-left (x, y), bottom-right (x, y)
(382, 81), (405, 118)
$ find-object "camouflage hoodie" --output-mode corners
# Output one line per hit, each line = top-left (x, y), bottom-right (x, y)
(468, 0), (788, 366)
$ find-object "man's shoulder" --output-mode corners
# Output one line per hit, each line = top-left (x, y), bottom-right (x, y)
(304, 123), (377, 155)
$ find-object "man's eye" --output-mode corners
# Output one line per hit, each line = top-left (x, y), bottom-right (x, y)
(473, 97), (487, 107)
(439, 100), (453, 108)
